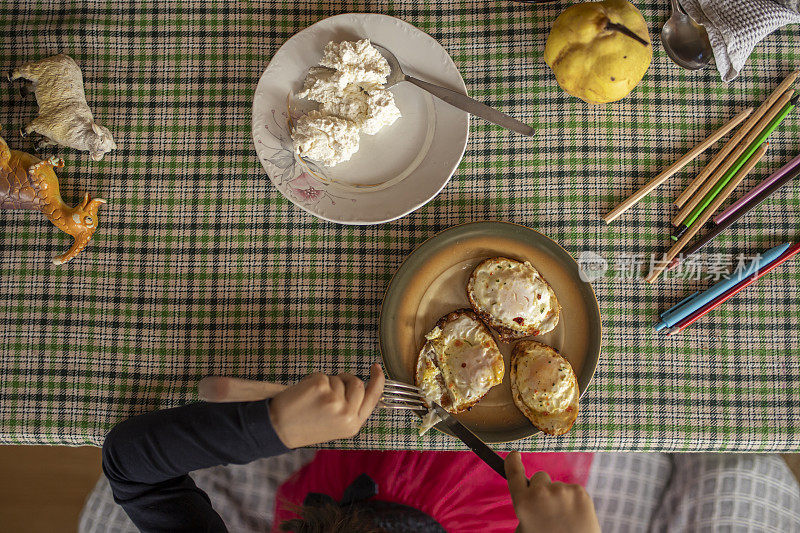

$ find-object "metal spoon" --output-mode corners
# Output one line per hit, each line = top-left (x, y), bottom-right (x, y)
(372, 44), (534, 136)
(660, 0), (714, 70)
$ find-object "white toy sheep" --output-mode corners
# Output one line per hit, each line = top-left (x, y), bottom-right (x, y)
(9, 54), (116, 161)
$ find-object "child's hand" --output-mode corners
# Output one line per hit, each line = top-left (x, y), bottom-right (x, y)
(505, 451), (601, 533)
(268, 363), (385, 448)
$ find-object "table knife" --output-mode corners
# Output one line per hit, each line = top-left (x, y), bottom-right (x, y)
(432, 403), (507, 479)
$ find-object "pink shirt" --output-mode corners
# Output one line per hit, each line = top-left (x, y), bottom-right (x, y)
(274, 450), (593, 532)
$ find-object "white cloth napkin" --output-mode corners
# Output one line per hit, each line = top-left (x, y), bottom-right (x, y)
(679, 0), (800, 81)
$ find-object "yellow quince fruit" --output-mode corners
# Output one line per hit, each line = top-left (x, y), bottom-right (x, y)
(544, 0), (652, 104)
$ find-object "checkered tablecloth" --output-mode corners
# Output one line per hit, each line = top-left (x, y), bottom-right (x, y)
(1, 1), (799, 451)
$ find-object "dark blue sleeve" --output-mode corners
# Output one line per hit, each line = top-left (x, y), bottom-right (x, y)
(102, 400), (289, 533)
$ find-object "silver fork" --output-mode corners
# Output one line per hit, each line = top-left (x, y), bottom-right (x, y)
(380, 379), (428, 411)
(380, 379), (508, 480)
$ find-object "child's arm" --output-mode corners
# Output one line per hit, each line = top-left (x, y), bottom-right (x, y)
(102, 364), (384, 532)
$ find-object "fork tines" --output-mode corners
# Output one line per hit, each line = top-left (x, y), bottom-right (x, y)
(381, 380), (427, 411)
(385, 379), (421, 391)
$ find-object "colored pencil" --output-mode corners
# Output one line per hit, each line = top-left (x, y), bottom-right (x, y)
(674, 71), (799, 208)
(601, 107), (753, 224)
(673, 114), (761, 210)
(671, 89), (795, 230)
(655, 243), (791, 331)
(668, 241), (800, 335)
(714, 152), (800, 225)
(667, 159), (800, 270)
(672, 93), (798, 239)
(685, 95), (798, 227)
(645, 143), (769, 283)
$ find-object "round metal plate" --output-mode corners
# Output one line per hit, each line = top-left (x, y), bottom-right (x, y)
(379, 221), (602, 443)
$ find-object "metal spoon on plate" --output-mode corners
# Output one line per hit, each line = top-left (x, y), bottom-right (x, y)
(372, 44), (534, 136)
(661, 0), (714, 70)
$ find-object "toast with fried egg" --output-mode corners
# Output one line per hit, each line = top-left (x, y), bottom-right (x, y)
(467, 257), (560, 341)
(415, 309), (504, 415)
(510, 340), (579, 436)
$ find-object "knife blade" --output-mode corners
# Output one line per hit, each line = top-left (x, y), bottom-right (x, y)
(432, 403), (507, 479)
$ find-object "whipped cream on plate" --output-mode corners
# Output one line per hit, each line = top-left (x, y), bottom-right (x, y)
(292, 39), (401, 167)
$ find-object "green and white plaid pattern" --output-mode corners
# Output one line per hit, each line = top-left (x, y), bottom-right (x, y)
(0, 1), (799, 451)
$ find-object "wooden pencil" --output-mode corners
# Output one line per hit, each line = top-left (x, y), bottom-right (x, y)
(671, 89), (794, 227)
(601, 107), (753, 224)
(674, 71), (799, 208)
(646, 143), (769, 283)
(672, 125), (750, 209)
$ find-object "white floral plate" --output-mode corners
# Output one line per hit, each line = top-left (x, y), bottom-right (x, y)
(252, 13), (469, 225)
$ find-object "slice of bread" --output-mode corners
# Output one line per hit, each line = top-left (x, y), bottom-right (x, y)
(467, 257), (560, 341)
(415, 309), (504, 414)
(510, 340), (579, 436)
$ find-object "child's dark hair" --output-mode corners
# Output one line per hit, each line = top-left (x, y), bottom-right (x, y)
(279, 503), (383, 533)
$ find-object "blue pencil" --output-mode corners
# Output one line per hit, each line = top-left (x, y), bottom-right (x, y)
(654, 243), (791, 332)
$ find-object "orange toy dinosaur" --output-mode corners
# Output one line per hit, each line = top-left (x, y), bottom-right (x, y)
(0, 130), (106, 264)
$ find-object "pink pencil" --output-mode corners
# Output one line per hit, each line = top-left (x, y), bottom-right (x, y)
(714, 153), (800, 225)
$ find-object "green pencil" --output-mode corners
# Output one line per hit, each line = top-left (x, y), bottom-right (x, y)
(671, 94), (799, 241)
